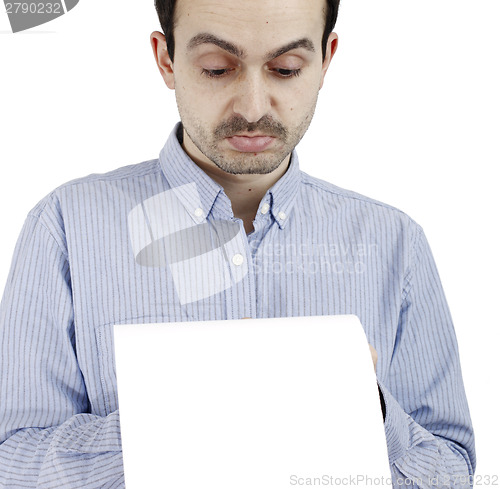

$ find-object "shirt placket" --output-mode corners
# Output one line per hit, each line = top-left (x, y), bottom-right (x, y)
(222, 217), (256, 320)
(208, 196), (256, 320)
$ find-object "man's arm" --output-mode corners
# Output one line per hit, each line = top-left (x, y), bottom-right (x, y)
(376, 227), (475, 488)
(0, 213), (124, 488)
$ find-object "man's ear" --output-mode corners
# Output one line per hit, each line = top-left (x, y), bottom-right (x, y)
(319, 32), (338, 89)
(150, 31), (175, 90)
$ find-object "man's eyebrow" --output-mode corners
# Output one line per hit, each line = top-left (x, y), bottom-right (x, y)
(186, 33), (316, 62)
(265, 38), (315, 61)
(187, 33), (246, 58)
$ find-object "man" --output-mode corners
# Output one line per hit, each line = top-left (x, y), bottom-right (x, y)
(0, 0), (475, 487)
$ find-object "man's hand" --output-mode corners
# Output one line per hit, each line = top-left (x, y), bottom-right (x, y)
(369, 343), (386, 420)
(369, 343), (378, 373)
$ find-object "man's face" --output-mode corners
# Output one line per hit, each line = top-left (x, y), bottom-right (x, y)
(163, 0), (336, 175)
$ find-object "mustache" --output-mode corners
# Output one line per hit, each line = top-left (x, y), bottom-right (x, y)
(214, 116), (288, 139)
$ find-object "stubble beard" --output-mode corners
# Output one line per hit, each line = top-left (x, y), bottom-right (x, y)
(178, 100), (318, 175)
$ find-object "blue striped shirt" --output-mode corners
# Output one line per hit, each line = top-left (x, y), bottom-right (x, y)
(0, 123), (475, 488)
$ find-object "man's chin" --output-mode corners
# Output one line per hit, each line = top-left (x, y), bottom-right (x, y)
(211, 153), (289, 176)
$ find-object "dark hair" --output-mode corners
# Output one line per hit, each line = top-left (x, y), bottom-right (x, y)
(154, 0), (340, 62)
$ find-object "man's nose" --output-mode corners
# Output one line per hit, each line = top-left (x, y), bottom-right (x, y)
(232, 72), (272, 124)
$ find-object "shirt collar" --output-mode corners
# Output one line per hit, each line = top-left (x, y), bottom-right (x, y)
(159, 123), (226, 221)
(158, 122), (301, 229)
(266, 149), (301, 230)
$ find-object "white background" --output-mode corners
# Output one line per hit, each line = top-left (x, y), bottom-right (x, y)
(1, 0), (498, 481)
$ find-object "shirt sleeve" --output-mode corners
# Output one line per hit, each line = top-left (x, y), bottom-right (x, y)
(378, 226), (476, 489)
(0, 213), (124, 489)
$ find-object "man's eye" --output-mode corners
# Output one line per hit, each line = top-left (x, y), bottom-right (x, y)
(274, 68), (302, 78)
(201, 68), (232, 78)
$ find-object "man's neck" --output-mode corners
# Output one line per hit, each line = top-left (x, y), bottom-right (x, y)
(197, 159), (290, 233)
(180, 130), (291, 233)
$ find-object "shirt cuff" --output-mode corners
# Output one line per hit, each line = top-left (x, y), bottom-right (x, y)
(377, 380), (411, 465)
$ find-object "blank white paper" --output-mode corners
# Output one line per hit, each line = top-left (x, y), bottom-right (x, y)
(114, 315), (391, 489)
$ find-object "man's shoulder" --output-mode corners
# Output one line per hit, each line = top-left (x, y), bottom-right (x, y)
(299, 171), (401, 210)
(299, 171), (420, 230)
(29, 158), (161, 218)
(55, 158), (161, 192)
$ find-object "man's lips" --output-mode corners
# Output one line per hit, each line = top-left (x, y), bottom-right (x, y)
(226, 135), (275, 153)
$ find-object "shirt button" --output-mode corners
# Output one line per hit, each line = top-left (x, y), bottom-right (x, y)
(278, 211), (287, 220)
(260, 203), (270, 214)
(194, 208), (204, 218)
(232, 254), (244, 266)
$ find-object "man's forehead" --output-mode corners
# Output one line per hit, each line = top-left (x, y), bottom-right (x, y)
(174, 0), (326, 30)
(174, 0), (326, 55)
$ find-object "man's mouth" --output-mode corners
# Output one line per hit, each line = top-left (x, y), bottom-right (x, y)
(226, 135), (275, 153)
